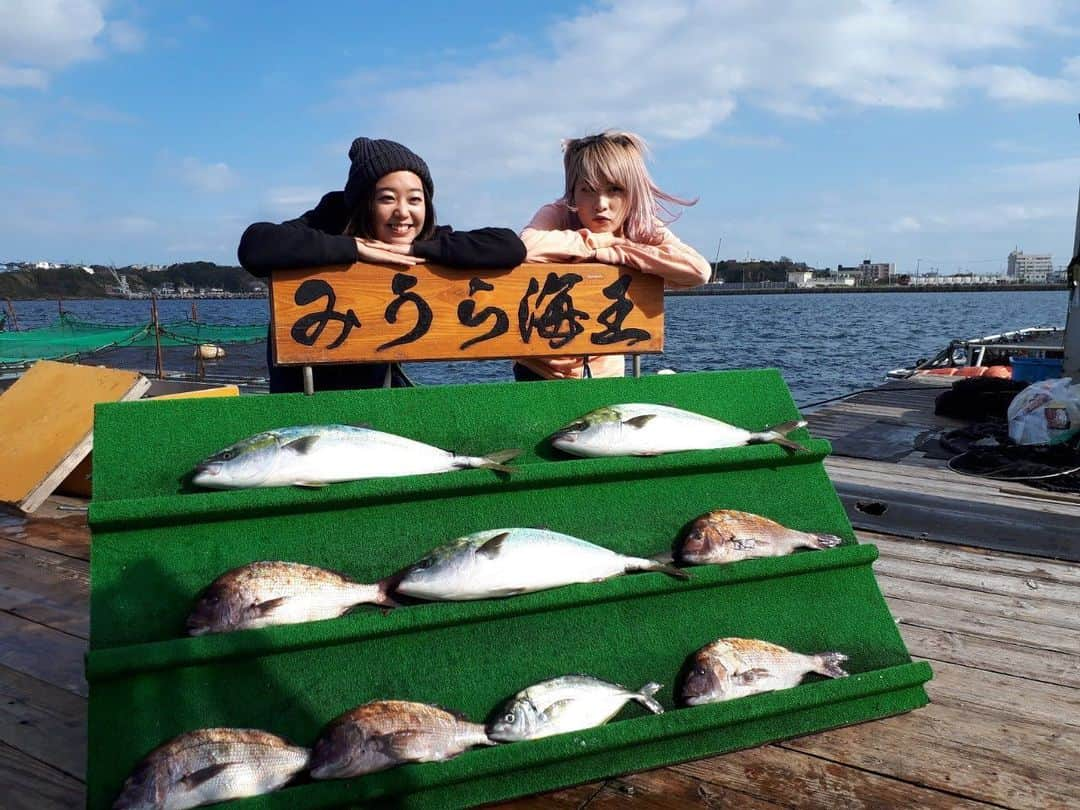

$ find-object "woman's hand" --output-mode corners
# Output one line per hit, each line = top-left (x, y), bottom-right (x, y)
(354, 238), (426, 266)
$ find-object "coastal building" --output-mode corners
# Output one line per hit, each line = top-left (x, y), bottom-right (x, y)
(787, 270), (814, 287)
(1006, 250), (1053, 280)
(909, 273), (1003, 286)
(837, 260), (894, 284)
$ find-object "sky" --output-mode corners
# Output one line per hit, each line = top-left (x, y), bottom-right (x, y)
(1, 0), (1078, 275)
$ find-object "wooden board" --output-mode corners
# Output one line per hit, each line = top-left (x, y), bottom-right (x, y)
(0, 361), (149, 513)
(57, 381), (240, 498)
(270, 262), (664, 364)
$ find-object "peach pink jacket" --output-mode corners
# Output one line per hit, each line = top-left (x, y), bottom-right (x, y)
(518, 202), (710, 380)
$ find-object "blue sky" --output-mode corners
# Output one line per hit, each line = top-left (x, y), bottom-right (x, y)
(1, 0), (1078, 275)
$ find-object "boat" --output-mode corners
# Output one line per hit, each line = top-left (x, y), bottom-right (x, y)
(886, 325), (1065, 380)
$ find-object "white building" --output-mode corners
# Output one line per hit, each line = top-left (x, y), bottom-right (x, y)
(908, 274), (1001, 286)
(787, 270), (814, 287)
(837, 260), (894, 283)
(1007, 250), (1053, 279)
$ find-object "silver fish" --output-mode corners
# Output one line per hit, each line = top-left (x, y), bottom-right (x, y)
(186, 561), (393, 636)
(549, 403), (806, 457)
(191, 425), (520, 489)
(681, 637), (848, 706)
(309, 700), (493, 780)
(487, 675), (664, 742)
(676, 509), (842, 565)
(393, 528), (687, 602)
(113, 728), (310, 810)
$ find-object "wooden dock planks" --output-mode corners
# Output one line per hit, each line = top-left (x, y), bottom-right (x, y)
(2, 503), (1078, 809)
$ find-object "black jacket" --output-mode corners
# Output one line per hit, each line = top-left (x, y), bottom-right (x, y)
(238, 191), (526, 276)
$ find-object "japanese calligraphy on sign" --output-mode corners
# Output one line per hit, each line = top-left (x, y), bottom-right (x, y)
(270, 262), (663, 365)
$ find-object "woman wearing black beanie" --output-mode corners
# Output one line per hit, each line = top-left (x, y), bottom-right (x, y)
(238, 137), (527, 392)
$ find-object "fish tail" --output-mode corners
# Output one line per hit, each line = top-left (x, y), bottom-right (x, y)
(634, 682), (665, 714)
(362, 582), (399, 609)
(811, 533), (843, 549)
(632, 557), (690, 580)
(650, 550), (676, 565)
(752, 419), (808, 452)
(814, 652), (849, 679)
(471, 448), (522, 474)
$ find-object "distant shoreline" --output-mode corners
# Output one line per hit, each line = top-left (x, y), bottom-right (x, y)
(666, 283), (1068, 296)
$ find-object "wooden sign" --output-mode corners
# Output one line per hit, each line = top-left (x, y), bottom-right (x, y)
(270, 262), (664, 365)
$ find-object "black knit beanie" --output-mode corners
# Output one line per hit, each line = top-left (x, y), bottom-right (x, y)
(343, 137), (434, 211)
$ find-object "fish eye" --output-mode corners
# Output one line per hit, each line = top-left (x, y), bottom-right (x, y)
(220, 450), (234, 461)
(503, 713), (515, 724)
(694, 666), (707, 676)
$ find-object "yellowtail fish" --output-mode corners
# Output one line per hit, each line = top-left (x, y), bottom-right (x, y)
(309, 701), (493, 779)
(676, 509), (842, 565)
(113, 728), (310, 810)
(487, 675), (664, 742)
(549, 404), (806, 458)
(191, 425), (520, 489)
(186, 561), (394, 635)
(393, 528), (687, 602)
(681, 637), (848, 706)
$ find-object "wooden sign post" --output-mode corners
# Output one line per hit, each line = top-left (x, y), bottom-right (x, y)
(270, 262), (664, 391)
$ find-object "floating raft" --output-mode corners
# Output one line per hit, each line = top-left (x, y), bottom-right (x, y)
(86, 370), (931, 809)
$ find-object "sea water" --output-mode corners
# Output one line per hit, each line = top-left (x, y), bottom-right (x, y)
(5, 290), (1067, 408)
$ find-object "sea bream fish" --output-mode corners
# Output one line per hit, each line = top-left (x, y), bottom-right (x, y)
(191, 425), (520, 489)
(548, 404), (807, 458)
(393, 528), (688, 602)
(676, 509), (843, 565)
(309, 700), (493, 779)
(681, 637), (849, 706)
(112, 728), (310, 810)
(487, 675), (664, 742)
(186, 561), (394, 636)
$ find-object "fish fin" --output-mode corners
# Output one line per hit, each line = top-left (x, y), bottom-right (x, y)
(731, 536), (757, 551)
(349, 422), (374, 429)
(812, 534), (843, 549)
(477, 448), (521, 474)
(623, 414), (656, 428)
(736, 668), (771, 685)
(753, 420), (808, 452)
(815, 652), (849, 679)
(252, 596), (288, 616)
(180, 762), (236, 788)
(375, 730), (426, 760)
(635, 682), (665, 714)
(632, 450), (662, 457)
(283, 435), (320, 454)
(292, 481), (329, 489)
(539, 699), (576, 724)
(477, 532), (511, 559)
(651, 551), (675, 565)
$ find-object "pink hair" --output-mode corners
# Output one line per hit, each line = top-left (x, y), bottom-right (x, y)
(561, 131), (696, 246)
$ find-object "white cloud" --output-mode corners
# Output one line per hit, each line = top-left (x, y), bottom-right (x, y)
(180, 158), (237, 193)
(0, 0), (143, 87)
(890, 216), (922, 233)
(106, 20), (145, 53)
(341, 0), (1077, 184)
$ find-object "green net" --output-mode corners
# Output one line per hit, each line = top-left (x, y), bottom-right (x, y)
(0, 313), (266, 364)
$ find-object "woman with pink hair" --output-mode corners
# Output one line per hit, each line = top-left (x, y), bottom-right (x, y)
(516, 131), (710, 381)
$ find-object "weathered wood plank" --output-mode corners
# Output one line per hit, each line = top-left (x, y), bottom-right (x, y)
(590, 768), (784, 809)
(673, 745), (996, 809)
(886, 596), (1077, 656)
(923, 659), (1079, 730)
(0, 611), (87, 697)
(0, 664), (86, 779)
(0, 741), (84, 810)
(781, 703), (1080, 810)
(487, 781), (603, 809)
(0, 537), (89, 638)
(877, 573), (1079, 630)
(863, 533), (1080, 585)
(0, 513), (90, 562)
(900, 624), (1079, 688)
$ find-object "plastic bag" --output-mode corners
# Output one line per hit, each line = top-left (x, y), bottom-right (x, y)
(1007, 377), (1080, 446)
